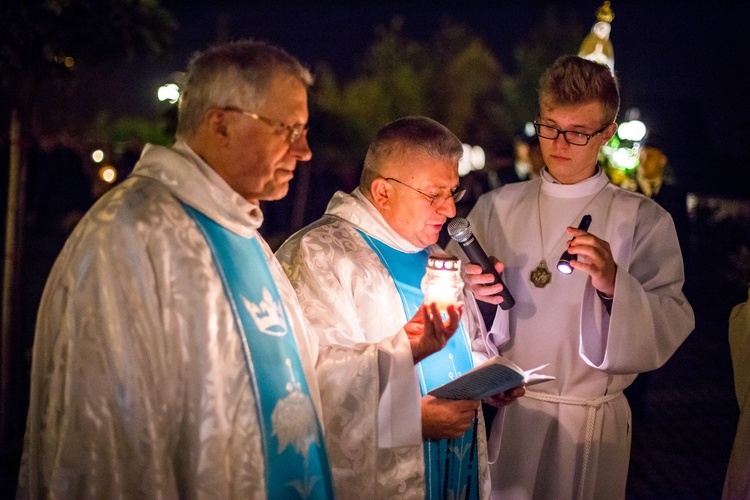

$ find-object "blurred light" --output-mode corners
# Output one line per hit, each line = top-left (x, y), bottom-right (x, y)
(458, 144), (473, 176)
(609, 147), (639, 170)
(524, 121), (536, 138)
(686, 193), (699, 218)
(91, 150), (104, 163)
(99, 166), (117, 184)
(618, 120), (647, 142)
(458, 144), (486, 176)
(54, 55), (75, 68)
(158, 83), (180, 104)
(469, 145), (485, 171)
(624, 107), (641, 121)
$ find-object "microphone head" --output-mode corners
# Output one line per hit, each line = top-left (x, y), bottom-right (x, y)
(447, 217), (473, 243)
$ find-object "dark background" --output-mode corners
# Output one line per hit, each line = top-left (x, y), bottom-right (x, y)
(86, 1), (750, 195)
(2, 2), (749, 498)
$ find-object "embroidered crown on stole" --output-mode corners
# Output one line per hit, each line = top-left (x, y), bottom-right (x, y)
(243, 287), (287, 336)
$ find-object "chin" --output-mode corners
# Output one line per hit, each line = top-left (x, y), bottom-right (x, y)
(260, 184), (291, 202)
(419, 234), (441, 248)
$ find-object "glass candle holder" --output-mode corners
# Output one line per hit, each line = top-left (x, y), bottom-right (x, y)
(421, 254), (464, 312)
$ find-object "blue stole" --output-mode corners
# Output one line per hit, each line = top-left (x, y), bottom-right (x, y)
(185, 205), (333, 499)
(357, 230), (479, 500)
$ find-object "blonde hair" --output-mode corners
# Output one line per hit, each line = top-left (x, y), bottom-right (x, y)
(539, 55), (620, 124)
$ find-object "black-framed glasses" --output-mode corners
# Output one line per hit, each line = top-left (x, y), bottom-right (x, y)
(384, 177), (465, 206)
(533, 121), (610, 146)
(223, 106), (308, 143)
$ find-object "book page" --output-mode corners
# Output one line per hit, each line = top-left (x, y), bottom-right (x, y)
(428, 362), (524, 400)
(427, 356), (555, 400)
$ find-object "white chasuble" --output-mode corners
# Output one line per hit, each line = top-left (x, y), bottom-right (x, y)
(18, 142), (404, 499)
(277, 190), (493, 499)
(448, 168), (694, 500)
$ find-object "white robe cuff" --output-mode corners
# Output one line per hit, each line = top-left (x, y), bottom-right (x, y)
(489, 306), (511, 349)
(579, 275), (613, 369)
(376, 329), (422, 448)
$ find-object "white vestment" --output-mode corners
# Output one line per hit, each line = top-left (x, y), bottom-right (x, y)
(17, 142), (421, 499)
(724, 286), (750, 500)
(448, 169), (694, 500)
(276, 190), (493, 499)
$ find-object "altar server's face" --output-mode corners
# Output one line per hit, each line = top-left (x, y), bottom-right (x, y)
(537, 100), (615, 185)
(379, 153), (459, 248)
(217, 73), (312, 204)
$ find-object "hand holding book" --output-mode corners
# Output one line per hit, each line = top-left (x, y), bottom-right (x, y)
(427, 356), (555, 401)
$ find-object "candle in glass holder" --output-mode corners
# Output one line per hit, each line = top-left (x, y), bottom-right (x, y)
(421, 254), (464, 312)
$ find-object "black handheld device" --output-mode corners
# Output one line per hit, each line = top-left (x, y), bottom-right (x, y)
(557, 214), (592, 275)
(447, 217), (515, 310)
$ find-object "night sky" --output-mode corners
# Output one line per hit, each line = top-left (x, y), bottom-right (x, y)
(76, 1), (750, 194)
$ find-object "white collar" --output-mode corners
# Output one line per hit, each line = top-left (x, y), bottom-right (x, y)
(324, 189), (425, 253)
(540, 166), (610, 199)
(132, 141), (263, 235)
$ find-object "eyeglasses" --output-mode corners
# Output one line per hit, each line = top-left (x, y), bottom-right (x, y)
(384, 177), (465, 206)
(533, 121), (610, 146)
(223, 106), (308, 143)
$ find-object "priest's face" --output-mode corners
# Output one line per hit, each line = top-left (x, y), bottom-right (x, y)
(216, 73), (312, 204)
(537, 100), (615, 184)
(380, 153), (459, 248)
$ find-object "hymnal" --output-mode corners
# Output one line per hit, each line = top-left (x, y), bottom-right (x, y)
(428, 356), (555, 400)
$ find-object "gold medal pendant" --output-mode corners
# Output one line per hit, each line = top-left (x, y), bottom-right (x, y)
(530, 260), (552, 288)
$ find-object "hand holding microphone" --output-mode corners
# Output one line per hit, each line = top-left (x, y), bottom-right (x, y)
(448, 217), (515, 310)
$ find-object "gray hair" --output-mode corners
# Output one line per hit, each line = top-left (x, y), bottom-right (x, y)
(360, 116), (463, 191)
(539, 55), (620, 124)
(175, 39), (313, 139)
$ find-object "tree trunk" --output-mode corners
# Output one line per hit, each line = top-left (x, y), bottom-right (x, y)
(1, 108), (24, 448)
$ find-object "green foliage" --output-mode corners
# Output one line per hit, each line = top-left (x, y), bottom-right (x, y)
(107, 115), (173, 146)
(313, 17), (431, 157)
(312, 12), (584, 168)
(504, 8), (585, 128)
(426, 23), (504, 143)
(85, 111), (173, 152)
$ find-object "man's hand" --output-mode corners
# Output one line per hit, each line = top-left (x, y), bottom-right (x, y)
(421, 395), (480, 439)
(406, 303), (462, 364)
(564, 227), (617, 297)
(463, 260), (506, 305)
(483, 386), (525, 408)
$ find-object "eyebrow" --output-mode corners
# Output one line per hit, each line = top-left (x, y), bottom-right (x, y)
(539, 118), (597, 131)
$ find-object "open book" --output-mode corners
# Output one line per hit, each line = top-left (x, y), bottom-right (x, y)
(427, 356), (555, 400)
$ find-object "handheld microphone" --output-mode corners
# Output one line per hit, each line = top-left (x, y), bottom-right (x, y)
(557, 214), (592, 275)
(447, 217), (515, 310)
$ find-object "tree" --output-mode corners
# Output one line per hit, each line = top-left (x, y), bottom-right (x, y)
(311, 11), (583, 170)
(502, 8), (584, 127)
(312, 17), (514, 165)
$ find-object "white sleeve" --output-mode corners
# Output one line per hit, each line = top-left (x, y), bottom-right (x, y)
(579, 205), (695, 373)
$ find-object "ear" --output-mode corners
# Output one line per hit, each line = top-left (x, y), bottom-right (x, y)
(370, 178), (391, 210)
(602, 122), (618, 142)
(204, 108), (231, 142)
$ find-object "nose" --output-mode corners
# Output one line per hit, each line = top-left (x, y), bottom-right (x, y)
(437, 197), (457, 218)
(553, 133), (570, 147)
(290, 133), (312, 162)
